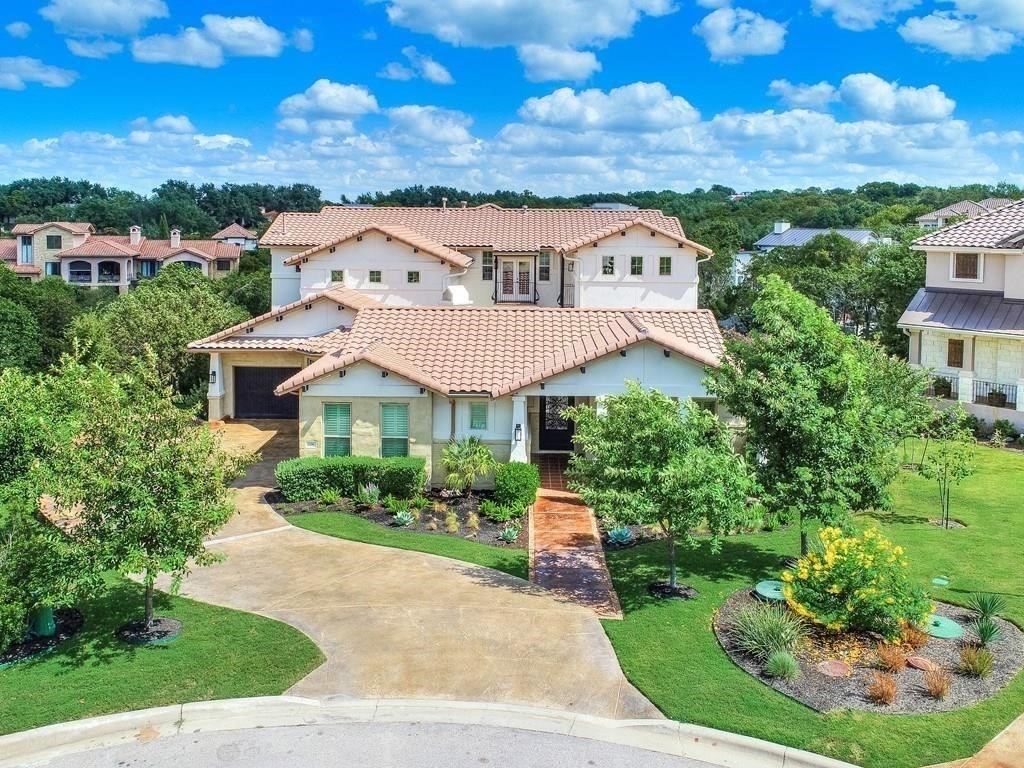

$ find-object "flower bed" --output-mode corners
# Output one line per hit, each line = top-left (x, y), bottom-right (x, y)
(714, 589), (1024, 714)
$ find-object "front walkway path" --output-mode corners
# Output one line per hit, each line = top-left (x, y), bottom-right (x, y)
(529, 455), (623, 619)
(167, 421), (658, 720)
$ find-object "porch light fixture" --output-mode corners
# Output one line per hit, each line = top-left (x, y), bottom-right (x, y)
(663, 350), (671, 358)
(381, 371), (389, 378)
(338, 370), (346, 378)
(301, 385), (309, 392)
(580, 366), (586, 374)
(619, 350), (627, 357)
(514, 424), (522, 442)
(209, 370), (217, 384)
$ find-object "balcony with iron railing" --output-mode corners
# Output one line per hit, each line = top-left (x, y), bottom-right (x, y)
(493, 278), (537, 304)
(973, 380), (1018, 410)
(559, 283), (575, 308)
(926, 376), (959, 401)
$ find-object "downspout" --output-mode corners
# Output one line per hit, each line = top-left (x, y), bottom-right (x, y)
(441, 262), (470, 304)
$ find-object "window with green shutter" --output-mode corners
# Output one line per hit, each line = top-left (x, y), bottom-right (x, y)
(469, 402), (487, 430)
(381, 403), (409, 457)
(323, 403), (351, 456)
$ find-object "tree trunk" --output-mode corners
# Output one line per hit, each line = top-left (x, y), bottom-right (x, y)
(144, 574), (155, 628)
(668, 533), (677, 589)
(800, 512), (809, 556)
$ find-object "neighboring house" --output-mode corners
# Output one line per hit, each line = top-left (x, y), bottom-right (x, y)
(260, 203), (712, 310)
(751, 221), (879, 253)
(899, 198), (1024, 427)
(212, 222), (259, 251)
(189, 204), (723, 484)
(2, 222), (240, 290)
(0, 237), (39, 278)
(916, 199), (1014, 230)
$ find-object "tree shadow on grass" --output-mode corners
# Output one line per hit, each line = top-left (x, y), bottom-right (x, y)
(862, 509), (932, 526)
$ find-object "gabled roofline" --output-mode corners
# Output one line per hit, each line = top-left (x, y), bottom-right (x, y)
(283, 223), (473, 268)
(559, 218), (713, 257)
(274, 341), (449, 395)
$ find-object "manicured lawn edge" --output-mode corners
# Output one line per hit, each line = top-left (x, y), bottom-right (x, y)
(289, 511), (530, 580)
(0, 579), (324, 736)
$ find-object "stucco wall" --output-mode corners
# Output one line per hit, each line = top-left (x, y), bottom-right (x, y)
(271, 247), (303, 308)
(924, 251), (1005, 293)
(1004, 253), (1024, 300)
(248, 300), (357, 337)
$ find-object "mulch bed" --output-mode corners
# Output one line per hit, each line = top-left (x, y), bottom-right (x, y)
(269, 490), (527, 549)
(649, 582), (699, 600)
(116, 617), (183, 646)
(714, 588), (1024, 714)
(0, 608), (84, 668)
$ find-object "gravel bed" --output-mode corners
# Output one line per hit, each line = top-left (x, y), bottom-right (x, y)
(714, 589), (1024, 714)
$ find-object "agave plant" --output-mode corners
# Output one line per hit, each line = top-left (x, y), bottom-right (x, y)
(607, 526), (634, 546)
(498, 523), (522, 543)
(393, 509), (415, 527)
(442, 437), (498, 497)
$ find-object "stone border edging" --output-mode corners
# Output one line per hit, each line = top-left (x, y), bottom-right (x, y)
(0, 696), (858, 768)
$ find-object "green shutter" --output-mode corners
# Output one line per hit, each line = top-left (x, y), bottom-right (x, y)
(323, 403), (351, 456)
(381, 403), (409, 457)
(469, 402), (487, 430)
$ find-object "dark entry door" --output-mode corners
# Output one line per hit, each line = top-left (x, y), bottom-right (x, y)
(234, 367), (300, 419)
(539, 396), (575, 451)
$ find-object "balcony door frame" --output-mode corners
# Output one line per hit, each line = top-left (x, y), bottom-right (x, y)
(494, 254), (536, 304)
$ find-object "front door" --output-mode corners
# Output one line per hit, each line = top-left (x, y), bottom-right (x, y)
(499, 258), (532, 302)
(539, 396), (575, 451)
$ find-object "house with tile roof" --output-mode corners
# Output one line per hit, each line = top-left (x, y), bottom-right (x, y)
(190, 204), (723, 484)
(212, 222), (259, 251)
(899, 198), (1024, 428)
(916, 198), (1015, 230)
(2, 222), (241, 290)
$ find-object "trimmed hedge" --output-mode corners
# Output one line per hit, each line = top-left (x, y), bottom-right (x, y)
(494, 462), (540, 512)
(276, 455), (426, 501)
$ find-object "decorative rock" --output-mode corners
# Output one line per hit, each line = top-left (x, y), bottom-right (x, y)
(754, 580), (786, 602)
(907, 655), (938, 672)
(816, 659), (853, 678)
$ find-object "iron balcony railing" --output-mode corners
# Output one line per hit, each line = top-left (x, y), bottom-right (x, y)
(927, 377), (959, 401)
(973, 379), (1018, 410)
(559, 284), (576, 308)
(494, 278), (536, 304)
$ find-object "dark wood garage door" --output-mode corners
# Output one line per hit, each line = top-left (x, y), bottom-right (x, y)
(234, 367), (300, 419)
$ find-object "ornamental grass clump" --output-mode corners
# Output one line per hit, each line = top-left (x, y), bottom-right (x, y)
(781, 526), (931, 641)
(876, 643), (908, 673)
(764, 650), (800, 681)
(923, 667), (952, 700)
(867, 672), (898, 705)
(900, 623), (929, 651)
(959, 646), (994, 678)
(730, 603), (807, 662)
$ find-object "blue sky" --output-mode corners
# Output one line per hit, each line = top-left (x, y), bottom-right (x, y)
(1, 0), (1022, 197)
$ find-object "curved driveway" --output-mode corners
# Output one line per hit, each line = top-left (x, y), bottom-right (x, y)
(170, 421), (658, 719)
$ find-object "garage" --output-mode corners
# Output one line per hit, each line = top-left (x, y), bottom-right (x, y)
(233, 366), (300, 419)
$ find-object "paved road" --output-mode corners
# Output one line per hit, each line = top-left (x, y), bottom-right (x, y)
(39, 722), (715, 768)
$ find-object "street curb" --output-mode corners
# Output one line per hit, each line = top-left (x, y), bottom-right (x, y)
(0, 696), (859, 768)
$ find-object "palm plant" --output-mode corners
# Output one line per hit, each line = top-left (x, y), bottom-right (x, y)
(442, 437), (497, 497)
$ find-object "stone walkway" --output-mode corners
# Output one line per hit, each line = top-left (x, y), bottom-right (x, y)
(529, 455), (623, 619)
(166, 421), (657, 720)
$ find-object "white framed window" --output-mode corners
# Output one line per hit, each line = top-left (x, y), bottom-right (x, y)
(323, 403), (352, 456)
(369, 270), (382, 283)
(601, 255), (615, 275)
(950, 253), (982, 282)
(469, 402), (488, 431)
(538, 253), (551, 282)
(630, 256), (643, 276)
(659, 256), (672, 276)
(407, 270), (420, 284)
(330, 269), (345, 284)
(482, 251), (494, 280)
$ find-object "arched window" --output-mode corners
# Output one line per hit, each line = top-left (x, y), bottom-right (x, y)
(68, 260), (91, 283)
(98, 261), (121, 284)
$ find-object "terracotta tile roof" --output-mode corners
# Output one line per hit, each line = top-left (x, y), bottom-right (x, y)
(212, 223), (256, 240)
(261, 204), (700, 254)
(273, 306), (723, 397)
(284, 222), (473, 268)
(898, 288), (1024, 337)
(916, 200), (989, 222)
(188, 286), (384, 350)
(915, 199), (1024, 250)
(189, 328), (352, 355)
(0, 238), (40, 275)
(11, 221), (94, 235)
(58, 237), (139, 258)
(56, 235), (242, 261)
(559, 218), (713, 256)
(978, 198), (1014, 211)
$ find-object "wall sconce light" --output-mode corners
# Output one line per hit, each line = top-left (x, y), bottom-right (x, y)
(579, 366), (586, 374)
(663, 350), (671, 358)
(514, 424), (523, 442)
(381, 371), (389, 378)
(209, 370), (217, 384)
(568, 262), (574, 272)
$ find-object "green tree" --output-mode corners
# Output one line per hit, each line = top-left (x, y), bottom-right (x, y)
(919, 405), (976, 529)
(864, 237), (926, 356)
(565, 384), (751, 589)
(42, 355), (249, 628)
(707, 276), (927, 554)
(0, 297), (43, 371)
(442, 437), (498, 496)
(71, 264), (247, 404)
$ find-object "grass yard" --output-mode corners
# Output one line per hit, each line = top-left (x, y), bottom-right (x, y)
(602, 442), (1024, 768)
(0, 579), (324, 736)
(290, 512), (530, 580)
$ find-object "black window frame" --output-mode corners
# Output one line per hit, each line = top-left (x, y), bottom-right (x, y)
(630, 256), (643, 276)
(45, 234), (62, 250)
(601, 255), (615, 275)
(407, 270), (420, 284)
(369, 269), (382, 283)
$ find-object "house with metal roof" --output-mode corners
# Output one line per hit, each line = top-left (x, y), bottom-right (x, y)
(899, 198), (1024, 428)
(751, 221), (879, 252)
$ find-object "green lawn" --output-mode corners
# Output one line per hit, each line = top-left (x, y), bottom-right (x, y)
(602, 442), (1024, 768)
(0, 579), (324, 736)
(290, 512), (530, 580)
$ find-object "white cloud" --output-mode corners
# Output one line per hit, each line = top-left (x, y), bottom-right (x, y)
(278, 80), (379, 120)
(5, 22), (31, 38)
(0, 57), (78, 90)
(362, 29), (379, 41)
(768, 80), (839, 109)
(40, 0), (168, 36)
(517, 45), (601, 82)
(838, 73), (956, 123)
(951, 0), (1024, 33)
(379, 0), (676, 79)
(388, 105), (476, 145)
(379, 46), (454, 84)
(292, 28), (315, 52)
(811, 0), (920, 31)
(132, 27), (224, 67)
(139, 114), (197, 134)
(693, 7), (787, 63)
(66, 38), (123, 58)
(518, 82), (700, 131)
(899, 12), (1018, 58)
(200, 15), (285, 57)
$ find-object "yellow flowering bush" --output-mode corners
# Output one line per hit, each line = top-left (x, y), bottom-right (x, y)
(782, 526), (930, 640)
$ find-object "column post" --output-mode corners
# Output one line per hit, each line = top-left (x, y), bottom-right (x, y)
(510, 394), (528, 463)
(207, 353), (226, 422)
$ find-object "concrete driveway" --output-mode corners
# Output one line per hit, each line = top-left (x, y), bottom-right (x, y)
(171, 421), (659, 720)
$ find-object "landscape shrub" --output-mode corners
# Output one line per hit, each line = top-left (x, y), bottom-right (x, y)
(966, 592), (1006, 619)
(276, 456), (426, 501)
(493, 462), (540, 512)
(479, 499), (521, 523)
(923, 667), (952, 700)
(973, 617), (1000, 647)
(782, 526), (931, 640)
(991, 419), (1019, 442)
(730, 603), (807, 662)
(867, 672), (898, 705)
(959, 646), (994, 678)
(763, 649), (800, 681)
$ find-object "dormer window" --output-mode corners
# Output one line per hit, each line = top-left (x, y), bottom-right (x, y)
(952, 253), (981, 281)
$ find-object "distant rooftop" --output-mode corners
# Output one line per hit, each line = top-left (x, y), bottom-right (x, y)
(753, 222), (877, 250)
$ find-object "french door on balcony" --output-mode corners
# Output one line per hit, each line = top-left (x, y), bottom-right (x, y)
(497, 258), (533, 303)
